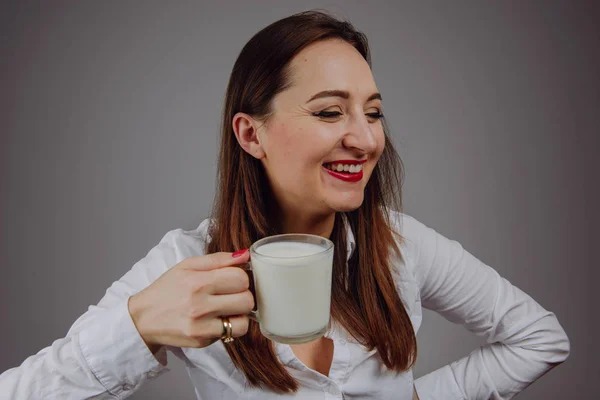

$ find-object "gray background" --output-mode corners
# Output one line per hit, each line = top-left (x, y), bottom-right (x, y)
(1, 1), (598, 399)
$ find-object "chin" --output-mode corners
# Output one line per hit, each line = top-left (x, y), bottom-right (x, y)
(328, 195), (365, 213)
(334, 204), (362, 213)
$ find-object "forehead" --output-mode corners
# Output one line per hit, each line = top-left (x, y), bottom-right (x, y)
(282, 39), (378, 101)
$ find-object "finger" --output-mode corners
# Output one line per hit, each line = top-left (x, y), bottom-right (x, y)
(205, 291), (255, 318)
(206, 266), (250, 295)
(179, 250), (250, 272)
(211, 315), (250, 338)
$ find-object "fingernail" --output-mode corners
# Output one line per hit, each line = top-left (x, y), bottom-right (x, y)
(232, 249), (248, 258)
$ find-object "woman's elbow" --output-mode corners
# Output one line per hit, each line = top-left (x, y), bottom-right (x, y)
(554, 325), (570, 364)
(546, 315), (570, 365)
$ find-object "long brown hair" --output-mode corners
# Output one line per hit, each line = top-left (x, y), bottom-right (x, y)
(206, 10), (416, 393)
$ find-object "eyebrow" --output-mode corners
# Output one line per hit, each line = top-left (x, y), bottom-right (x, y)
(306, 90), (382, 103)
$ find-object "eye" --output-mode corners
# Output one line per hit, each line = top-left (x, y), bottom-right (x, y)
(312, 110), (342, 119)
(366, 111), (384, 121)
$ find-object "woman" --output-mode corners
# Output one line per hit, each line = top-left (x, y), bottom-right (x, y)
(0, 10), (569, 399)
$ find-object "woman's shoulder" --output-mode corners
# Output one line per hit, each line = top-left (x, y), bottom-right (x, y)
(160, 218), (212, 250)
(137, 218), (213, 271)
(388, 210), (433, 248)
(387, 210), (441, 279)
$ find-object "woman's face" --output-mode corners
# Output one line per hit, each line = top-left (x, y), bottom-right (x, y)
(249, 39), (385, 218)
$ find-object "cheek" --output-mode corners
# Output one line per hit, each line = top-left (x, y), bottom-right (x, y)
(374, 127), (386, 159)
(264, 126), (317, 185)
(265, 123), (296, 162)
(363, 128), (386, 179)
(269, 123), (332, 167)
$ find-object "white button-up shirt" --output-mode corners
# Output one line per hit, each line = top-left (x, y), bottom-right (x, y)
(0, 212), (570, 399)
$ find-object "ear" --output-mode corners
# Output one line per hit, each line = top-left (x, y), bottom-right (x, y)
(232, 112), (266, 159)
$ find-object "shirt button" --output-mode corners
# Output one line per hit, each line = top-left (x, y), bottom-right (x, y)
(147, 371), (159, 379)
(121, 382), (133, 391)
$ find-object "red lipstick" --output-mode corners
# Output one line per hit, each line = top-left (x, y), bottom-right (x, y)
(323, 159), (366, 183)
(326, 159), (367, 165)
(325, 168), (363, 182)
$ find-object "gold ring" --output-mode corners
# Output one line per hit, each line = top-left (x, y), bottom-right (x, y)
(220, 316), (234, 344)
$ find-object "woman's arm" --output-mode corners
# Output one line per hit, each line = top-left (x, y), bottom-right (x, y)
(400, 214), (570, 400)
(0, 228), (193, 399)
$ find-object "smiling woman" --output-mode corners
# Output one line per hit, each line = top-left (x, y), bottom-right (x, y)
(232, 38), (387, 226)
(211, 12), (417, 394)
(0, 9), (569, 400)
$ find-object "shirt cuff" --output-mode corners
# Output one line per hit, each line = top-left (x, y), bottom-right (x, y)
(78, 300), (170, 397)
(414, 365), (466, 400)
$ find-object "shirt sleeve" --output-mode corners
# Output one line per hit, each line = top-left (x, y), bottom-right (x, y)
(401, 214), (570, 400)
(0, 228), (195, 399)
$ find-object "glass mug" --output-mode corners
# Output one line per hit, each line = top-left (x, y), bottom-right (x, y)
(240, 233), (334, 344)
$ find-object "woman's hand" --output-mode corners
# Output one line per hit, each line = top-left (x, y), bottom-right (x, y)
(128, 251), (253, 351)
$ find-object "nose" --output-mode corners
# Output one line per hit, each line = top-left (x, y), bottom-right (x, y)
(341, 113), (379, 155)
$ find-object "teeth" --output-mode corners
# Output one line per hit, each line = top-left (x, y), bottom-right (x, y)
(324, 163), (363, 173)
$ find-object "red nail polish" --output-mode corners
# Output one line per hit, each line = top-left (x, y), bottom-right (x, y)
(232, 249), (248, 258)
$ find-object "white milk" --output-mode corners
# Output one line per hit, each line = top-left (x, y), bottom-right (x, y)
(251, 241), (333, 339)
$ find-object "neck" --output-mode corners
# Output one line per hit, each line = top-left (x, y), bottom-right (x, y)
(278, 210), (336, 238)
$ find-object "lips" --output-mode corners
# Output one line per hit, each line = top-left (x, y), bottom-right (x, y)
(325, 168), (363, 182)
(322, 159), (366, 183)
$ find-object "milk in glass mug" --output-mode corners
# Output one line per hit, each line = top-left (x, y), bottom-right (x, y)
(241, 233), (334, 344)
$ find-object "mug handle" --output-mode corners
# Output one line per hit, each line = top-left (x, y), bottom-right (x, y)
(238, 262), (259, 322)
